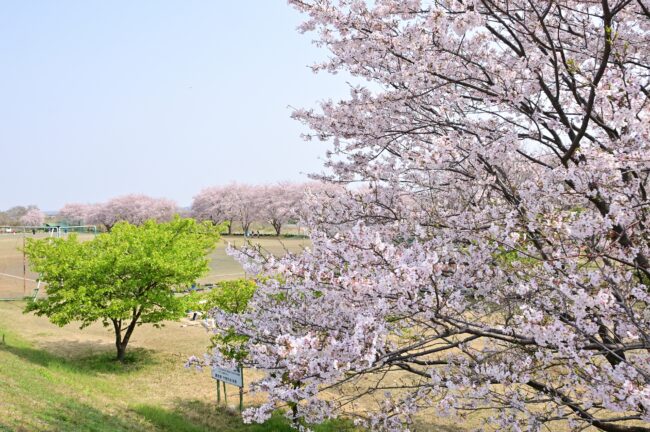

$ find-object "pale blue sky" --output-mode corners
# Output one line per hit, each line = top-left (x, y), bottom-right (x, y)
(0, 1), (349, 210)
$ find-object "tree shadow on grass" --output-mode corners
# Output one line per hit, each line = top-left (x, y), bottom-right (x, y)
(0, 340), (157, 376)
(0, 397), (142, 432)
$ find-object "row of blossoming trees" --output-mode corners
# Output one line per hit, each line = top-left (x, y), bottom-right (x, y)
(0, 206), (46, 227)
(57, 182), (336, 235)
(202, 1), (650, 432)
(191, 183), (314, 235)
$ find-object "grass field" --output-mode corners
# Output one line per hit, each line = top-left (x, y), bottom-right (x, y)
(200, 235), (310, 283)
(0, 232), (349, 431)
(0, 299), (472, 432)
(0, 233), (310, 299)
(0, 231), (473, 431)
(0, 300), (354, 432)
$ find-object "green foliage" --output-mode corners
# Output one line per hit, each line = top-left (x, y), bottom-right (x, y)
(199, 279), (256, 314)
(190, 279), (257, 364)
(211, 327), (250, 363)
(493, 247), (539, 269)
(24, 217), (221, 359)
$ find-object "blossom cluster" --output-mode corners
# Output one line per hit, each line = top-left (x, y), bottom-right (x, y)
(59, 194), (177, 230)
(208, 1), (650, 431)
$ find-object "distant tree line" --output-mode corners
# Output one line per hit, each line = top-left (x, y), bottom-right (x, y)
(59, 195), (178, 231)
(55, 182), (340, 235)
(191, 182), (338, 236)
(0, 205), (46, 227)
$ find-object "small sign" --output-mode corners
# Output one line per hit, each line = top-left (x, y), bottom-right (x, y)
(212, 366), (243, 387)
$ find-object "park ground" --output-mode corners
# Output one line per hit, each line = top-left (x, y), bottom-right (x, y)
(0, 298), (362, 432)
(0, 233), (311, 299)
(0, 234), (328, 431)
(0, 233), (465, 431)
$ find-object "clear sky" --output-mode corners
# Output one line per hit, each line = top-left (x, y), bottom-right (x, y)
(0, 1), (349, 210)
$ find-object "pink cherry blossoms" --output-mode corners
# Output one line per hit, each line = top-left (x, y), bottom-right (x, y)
(207, 1), (650, 431)
(20, 208), (45, 226)
(58, 203), (93, 226)
(191, 182), (334, 236)
(59, 195), (178, 230)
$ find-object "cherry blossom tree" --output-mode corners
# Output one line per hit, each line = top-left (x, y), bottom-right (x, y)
(230, 184), (265, 236)
(83, 195), (178, 231)
(259, 183), (302, 236)
(207, 1), (650, 431)
(192, 185), (238, 234)
(20, 208), (45, 226)
(58, 203), (92, 226)
(294, 181), (346, 220)
(0, 206), (36, 226)
(194, 183), (294, 236)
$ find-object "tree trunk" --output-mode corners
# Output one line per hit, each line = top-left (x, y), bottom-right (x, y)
(291, 403), (298, 426)
(116, 342), (127, 362)
(112, 318), (125, 361)
(111, 309), (141, 362)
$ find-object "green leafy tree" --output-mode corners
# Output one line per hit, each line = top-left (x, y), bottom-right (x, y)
(24, 217), (221, 362)
(194, 279), (256, 363)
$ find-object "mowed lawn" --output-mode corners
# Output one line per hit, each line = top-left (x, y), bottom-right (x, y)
(199, 235), (310, 283)
(0, 301), (351, 432)
(0, 233), (324, 431)
(0, 232), (470, 431)
(0, 232), (355, 431)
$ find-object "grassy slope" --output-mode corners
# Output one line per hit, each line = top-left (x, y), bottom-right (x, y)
(0, 235), (317, 431)
(0, 234), (471, 431)
(0, 323), (351, 432)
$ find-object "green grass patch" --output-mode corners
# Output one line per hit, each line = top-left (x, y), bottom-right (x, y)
(0, 327), (356, 431)
(133, 405), (208, 432)
(135, 403), (356, 432)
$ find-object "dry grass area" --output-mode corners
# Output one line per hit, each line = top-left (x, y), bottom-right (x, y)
(0, 234), (41, 299)
(0, 300), (263, 406)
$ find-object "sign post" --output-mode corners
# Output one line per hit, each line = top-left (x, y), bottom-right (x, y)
(223, 380), (228, 405)
(212, 365), (244, 412)
(239, 367), (244, 412)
